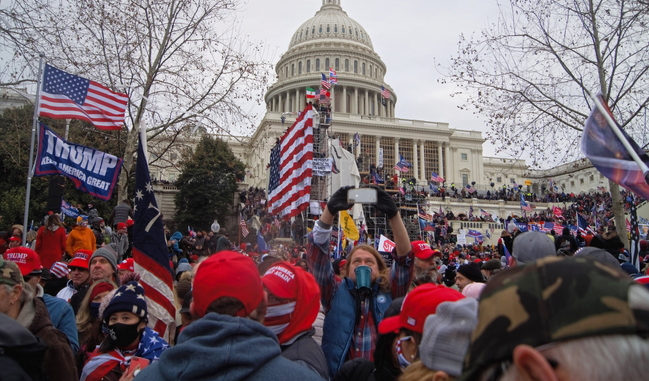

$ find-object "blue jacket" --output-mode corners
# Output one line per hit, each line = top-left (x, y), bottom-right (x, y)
(42, 294), (79, 354)
(135, 312), (325, 381)
(321, 278), (391, 377)
(170, 231), (183, 256)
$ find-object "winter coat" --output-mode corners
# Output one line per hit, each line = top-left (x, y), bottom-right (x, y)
(281, 329), (329, 379)
(110, 232), (129, 261)
(0, 313), (48, 381)
(35, 225), (66, 269)
(592, 231), (625, 256)
(135, 313), (325, 381)
(41, 293), (79, 354)
(110, 202), (132, 226)
(17, 296), (78, 381)
(66, 226), (96, 257)
(170, 232), (183, 256)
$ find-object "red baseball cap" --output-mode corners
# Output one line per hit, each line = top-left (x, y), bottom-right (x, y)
(8, 236), (21, 242)
(117, 222), (127, 230)
(378, 284), (464, 334)
(117, 258), (134, 272)
(69, 249), (93, 269)
(262, 263), (298, 300)
(193, 251), (263, 318)
(411, 241), (437, 260)
(340, 259), (347, 268)
(4, 247), (42, 276)
(126, 219), (134, 227)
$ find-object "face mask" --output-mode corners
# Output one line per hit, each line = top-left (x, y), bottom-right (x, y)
(395, 336), (412, 369)
(263, 301), (296, 336)
(79, 221), (88, 228)
(90, 302), (101, 319)
(108, 322), (142, 348)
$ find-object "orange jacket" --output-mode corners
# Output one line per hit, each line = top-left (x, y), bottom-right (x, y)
(66, 226), (96, 257)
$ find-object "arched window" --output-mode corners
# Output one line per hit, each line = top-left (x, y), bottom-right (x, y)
(325, 58), (330, 71)
(316, 58), (320, 71)
(369, 65), (372, 77)
(335, 58), (340, 71)
(354, 60), (358, 74)
(305, 28), (309, 36)
(355, 29), (358, 37)
(362, 62), (365, 75)
(300, 31), (303, 38)
(312, 27), (315, 34)
(327, 25), (330, 33)
(285, 67), (288, 78)
(307, 60), (311, 73)
(319, 25), (322, 33)
(342, 26), (345, 33)
(345, 59), (349, 72)
(349, 26), (352, 35)
(298, 61), (302, 75)
(291, 64), (295, 76)
(334, 25), (338, 33)
(361, 31), (364, 39)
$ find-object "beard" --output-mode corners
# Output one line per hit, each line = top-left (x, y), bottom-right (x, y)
(414, 265), (438, 285)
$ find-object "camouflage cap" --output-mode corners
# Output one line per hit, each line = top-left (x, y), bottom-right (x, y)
(458, 256), (649, 381)
(0, 258), (25, 287)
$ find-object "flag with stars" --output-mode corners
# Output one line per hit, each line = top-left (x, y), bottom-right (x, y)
(132, 132), (176, 341)
(39, 64), (128, 130)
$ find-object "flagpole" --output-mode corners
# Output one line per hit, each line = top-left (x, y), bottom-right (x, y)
(589, 93), (649, 183)
(337, 211), (342, 259)
(23, 54), (45, 247)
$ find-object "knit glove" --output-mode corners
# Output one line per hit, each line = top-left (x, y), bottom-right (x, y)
(327, 186), (354, 215)
(372, 185), (399, 219)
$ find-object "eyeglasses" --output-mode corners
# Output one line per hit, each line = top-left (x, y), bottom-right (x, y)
(69, 267), (87, 272)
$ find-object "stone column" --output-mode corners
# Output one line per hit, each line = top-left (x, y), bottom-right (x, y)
(445, 145), (451, 183)
(295, 88), (300, 112)
(373, 92), (378, 116)
(331, 85), (335, 112)
(272, 97), (276, 112)
(478, 149), (484, 187)
(413, 139), (419, 180)
(364, 89), (369, 116)
(342, 86), (347, 113)
(420, 140), (426, 180)
(375, 135), (381, 167)
(394, 137), (400, 173)
(387, 99), (391, 118)
(280, 93), (285, 113)
(438, 143), (444, 179)
(354, 87), (358, 114)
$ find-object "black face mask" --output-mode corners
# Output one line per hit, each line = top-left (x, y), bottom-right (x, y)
(108, 322), (142, 348)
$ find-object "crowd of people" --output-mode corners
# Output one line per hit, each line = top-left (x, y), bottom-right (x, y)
(1, 185), (649, 381)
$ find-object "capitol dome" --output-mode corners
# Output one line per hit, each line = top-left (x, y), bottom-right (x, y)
(265, 0), (396, 119)
(289, 1), (373, 50)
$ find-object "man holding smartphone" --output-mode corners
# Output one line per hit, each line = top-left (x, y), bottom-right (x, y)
(306, 185), (414, 377)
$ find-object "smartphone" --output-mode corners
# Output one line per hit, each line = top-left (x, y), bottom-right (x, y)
(347, 188), (377, 204)
(127, 356), (150, 377)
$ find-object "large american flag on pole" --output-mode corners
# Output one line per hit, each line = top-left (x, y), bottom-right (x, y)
(268, 104), (314, 219)
(39, 64), (128, 130)
(132, 129), (176, 341)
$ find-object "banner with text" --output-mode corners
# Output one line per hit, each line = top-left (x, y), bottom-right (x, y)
(312, 158), (333, 176)
(35, 123), (123, 201)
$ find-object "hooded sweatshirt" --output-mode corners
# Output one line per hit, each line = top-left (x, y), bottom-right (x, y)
(66, 225), (96, 257)
(134, 313), (325, 381)
(262, 263), (328, 379)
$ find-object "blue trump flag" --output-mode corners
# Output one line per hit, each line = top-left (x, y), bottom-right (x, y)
(582, 94), (649, 199)
(35, 122), (123, 200)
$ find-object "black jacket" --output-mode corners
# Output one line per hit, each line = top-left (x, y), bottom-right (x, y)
(281, 329), (329, 380)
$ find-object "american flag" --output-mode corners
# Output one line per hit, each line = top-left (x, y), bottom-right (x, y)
(39, 64), (128, 130)
(430, 172), (444, 183)
(321, 73), (330, 89)
(394, 154), (410, 172)
(480, 209), (491, 217)
(268, 104), (314, 219)
(520, 193), (532, 211)
(381, 85), (390, 99)
(466, 185), (476, 194)
(240, 216), (249, 237)
(576, 214), (589, 235)
(418, 205), (432, 221)
(553, 224), (565, 235)
(542, 222), (554, 233)
(132, 131), (175, 341)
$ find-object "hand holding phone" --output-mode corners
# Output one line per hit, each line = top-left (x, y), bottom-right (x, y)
(127, 356), (150, 378)
(347, 188), (378, 204)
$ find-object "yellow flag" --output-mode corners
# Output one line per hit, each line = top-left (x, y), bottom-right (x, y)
(340, 210), (360, 241)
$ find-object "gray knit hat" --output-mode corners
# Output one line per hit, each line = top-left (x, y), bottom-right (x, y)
(91, 245), (118, 273)
(419, 298), (479, 377)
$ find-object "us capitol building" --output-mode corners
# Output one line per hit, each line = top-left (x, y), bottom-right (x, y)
(148, 0), (613, 219)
